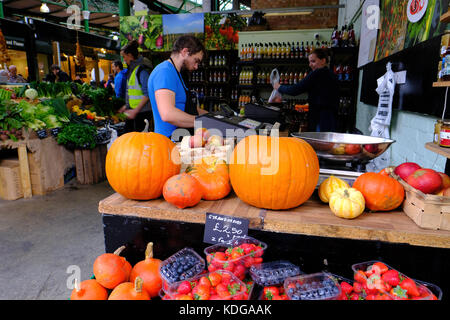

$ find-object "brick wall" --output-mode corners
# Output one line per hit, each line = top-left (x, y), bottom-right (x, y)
(251, 0), (339, 30)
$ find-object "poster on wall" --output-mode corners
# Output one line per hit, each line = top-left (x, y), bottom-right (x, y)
(403, 0), (449, 49)
(120, 15), (164, 52)
(162, 13), (204, 52)
(374, 0), (409, 62)
(358, 0), (380, 68)
(204, 13), (245, 50)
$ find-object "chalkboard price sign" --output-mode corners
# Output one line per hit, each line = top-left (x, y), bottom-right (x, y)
(203, 212), (249, 245)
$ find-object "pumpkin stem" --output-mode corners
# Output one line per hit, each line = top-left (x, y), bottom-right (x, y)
(142, 119), (149, 133)
(134, 276), (143, 293)
(145, 242), (154, 259)
(74, 278), (81, 293)
(114, 245), (126, 256)
(343, 189), (350, 198)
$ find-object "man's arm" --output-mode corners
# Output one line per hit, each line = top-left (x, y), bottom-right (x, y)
(124, 69), (151, 119)
(197, 107), (208, 115)
(155, 89), (196, 128)
(276, 72), (314, 96)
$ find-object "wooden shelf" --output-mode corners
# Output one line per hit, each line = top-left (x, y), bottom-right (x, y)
(433, 81), (450, 87)
(425, 142), (450, 158)
(440, 10), (450, 23)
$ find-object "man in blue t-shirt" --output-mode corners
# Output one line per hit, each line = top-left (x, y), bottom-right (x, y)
(112, 60), (127, 99)
(148, 35), (208, 138)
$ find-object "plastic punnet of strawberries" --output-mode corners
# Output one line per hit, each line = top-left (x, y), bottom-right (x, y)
(350, 261), (438, 300)
(204, 238), (267, 281)
(260, 285), (289, 300)
(164, 270), (248, 300)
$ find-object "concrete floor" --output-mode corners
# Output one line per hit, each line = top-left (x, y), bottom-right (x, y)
(0, 180), (114, 300)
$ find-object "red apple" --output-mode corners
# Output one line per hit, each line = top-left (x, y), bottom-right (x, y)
(438, 172), (450, 189)
(394, 162), (422, 181)
(189, 135), (204, 148)
(194, 127), (210, 141)
(345, 144), (361, 155)
(406, 168), (442, 194)
(363, 144), (379, 154)
(206, 135), (223, 147)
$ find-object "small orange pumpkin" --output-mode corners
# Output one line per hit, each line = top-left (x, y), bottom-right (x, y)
(108, 277), (151, 300)
(353, 172), (405, 211)
(70, 279), (108, 300)
(93, 246), (132, 289)
(163, 173), (203, 209)
(186, 156), (231, 200)
(129, 242), (162, 298)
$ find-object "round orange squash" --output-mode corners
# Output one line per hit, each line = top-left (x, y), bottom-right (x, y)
(105, 119), (181, 200)
(129, 242), (162, 298)
(352, 172), (405, 211)
(186, 156), (231, 200)
(163, 173), (203, 209)
(70, 279), (108, 300)
(229, 135), (319, 210)
(93, 246), (132, 289)
(108, 277), (150, 300)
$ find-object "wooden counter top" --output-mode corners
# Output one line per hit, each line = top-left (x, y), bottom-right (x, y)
(99, 192), (450, 249)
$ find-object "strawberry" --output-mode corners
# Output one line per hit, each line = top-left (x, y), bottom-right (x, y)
(353, 281), (364, 293)
(350, 293), (363, 300)
(177, 280), (192, 294)
(399, 278), (420, 297)
(365, 294), (377, 300)
(340, 281), (353, 295)
(375, 292), (392, 300)
(390, 285), (408, 300)
(354, 270), (367, 284)
(371, 262), (389, 274)
(381, 269), (400, 287)
(263, 286), (279, 300)
(338, 291), (349, 300)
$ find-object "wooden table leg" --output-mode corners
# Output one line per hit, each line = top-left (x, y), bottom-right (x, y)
(18, 144), (32, 198)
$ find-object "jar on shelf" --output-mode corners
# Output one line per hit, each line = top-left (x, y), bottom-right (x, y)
(439, 120), (450, 147)
(434, 119), (443, 144)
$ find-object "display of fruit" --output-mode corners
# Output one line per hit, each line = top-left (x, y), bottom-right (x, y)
(406, 168), (442, 194)
(329, 187), (365, 219)
(129, 242), (162, 298)
(164, 270), (247, 300)
(260, 285), (289, 300)
(185, 156), (231, 201)
(318, 175), (350, 203)
(204, 237), (266, 281)
(162, 173), (203, 209)
(331, 143), (346, 155)
(70, 279), (108, 300)
(393, 162), (421, 181)
(284, 272), (341, 300)
(93, 246), (132, 289)
(108, 276), (151, 300)
(437, 172), (450, 191)
(249, 260), (301, 287)
(351, 261), (437, 300)
(229, 135), (320, 210)
(353, 172), (404, 211)
(105, 119), (181, 200)
(159, 248), (205, 284)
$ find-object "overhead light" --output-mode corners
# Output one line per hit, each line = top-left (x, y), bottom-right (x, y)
(112, 35), (119, 41)
(82, 10), (90, 20)
(112, 14), (117, 18)
(40, 3), (50, 13)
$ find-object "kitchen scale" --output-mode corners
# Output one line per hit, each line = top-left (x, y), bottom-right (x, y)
(291, 132), (396, 187)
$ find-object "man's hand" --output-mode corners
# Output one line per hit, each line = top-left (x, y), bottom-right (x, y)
(118, 105), (127, 113)
(124, 108), (139, 120)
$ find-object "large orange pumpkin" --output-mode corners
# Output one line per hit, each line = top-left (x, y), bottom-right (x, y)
(352, 172), (405, 211)
(93, 246), (132, 289)
(105, 119), (181, 200)
(186, 156), (231, 200)
(129, 242), (162, 298)
(229, 135), (319, 210)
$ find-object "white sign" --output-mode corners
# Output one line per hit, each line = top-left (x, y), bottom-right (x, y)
(407, 0), (428, 23)
(358, 0), (380, 68)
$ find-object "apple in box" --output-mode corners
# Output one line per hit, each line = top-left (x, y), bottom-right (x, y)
(206, 135), (223, 147)
(394, 162), (421, 181)
(189, 135), (205, 148)
(406, 168), (442, 194)
(194, 127), (210, 141)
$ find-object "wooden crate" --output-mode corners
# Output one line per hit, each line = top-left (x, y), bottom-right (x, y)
(0, 159), (23, 200)
(74, 144), (107, 184)
(391, 173), (450, 231)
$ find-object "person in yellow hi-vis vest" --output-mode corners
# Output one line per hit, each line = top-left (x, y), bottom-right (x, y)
(119, 40), (153, 132)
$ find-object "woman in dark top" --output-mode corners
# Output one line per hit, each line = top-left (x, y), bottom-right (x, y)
(273, 48), (339, 132)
